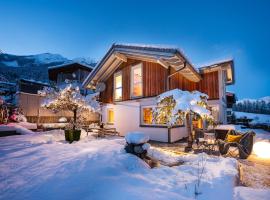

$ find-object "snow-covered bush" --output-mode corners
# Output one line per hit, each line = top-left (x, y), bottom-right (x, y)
(153, 89), (211, 126)
(153, 89), (212, 149)
(58, 117), (67, 123)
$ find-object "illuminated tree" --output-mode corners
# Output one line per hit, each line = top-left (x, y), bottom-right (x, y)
(153, 89), (212, 150)
(39, 83), (100, 130)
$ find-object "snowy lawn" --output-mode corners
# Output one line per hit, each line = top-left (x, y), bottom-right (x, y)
(0, 129), (269, 200)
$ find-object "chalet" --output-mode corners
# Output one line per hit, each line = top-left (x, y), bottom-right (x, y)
(83, 44), (235, 143)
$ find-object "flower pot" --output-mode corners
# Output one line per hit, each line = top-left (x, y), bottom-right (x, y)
(65, 129), (81, 143)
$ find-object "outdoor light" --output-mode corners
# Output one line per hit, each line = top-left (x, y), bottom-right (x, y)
(253, 141), (270, 159)
(204, 132), (215, 144)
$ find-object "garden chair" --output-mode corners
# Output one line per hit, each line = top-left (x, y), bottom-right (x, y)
(218, 130), (255, 159)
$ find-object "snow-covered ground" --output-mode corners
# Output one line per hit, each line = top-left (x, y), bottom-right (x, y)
(234, 111), (270, 124)
(0, 127), (269, 200)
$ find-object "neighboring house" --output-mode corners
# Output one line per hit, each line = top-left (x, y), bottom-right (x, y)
(48, 62), (93, 95)
(226, 92), (237, 123)
(83, 44), (235, 143)
(17, 62), (99, 124)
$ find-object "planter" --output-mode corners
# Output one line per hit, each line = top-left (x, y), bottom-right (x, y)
(65, 129), (81, 143)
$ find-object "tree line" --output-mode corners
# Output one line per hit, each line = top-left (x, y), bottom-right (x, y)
(233, 99), (270, 114)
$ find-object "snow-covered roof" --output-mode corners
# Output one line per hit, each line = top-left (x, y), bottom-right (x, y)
(19, 78), (50, 86)
(198, 58), (233, 69)
(83, 43), (202, 87)
(199, 59), (234, 85)
(0, 81), (16, 86)
(48, 61), (94, 70)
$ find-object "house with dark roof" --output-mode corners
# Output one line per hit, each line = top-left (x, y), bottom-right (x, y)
(17, 62), (97, 124)
(48, 62), (93, 84)
(83, 43), (235, 143)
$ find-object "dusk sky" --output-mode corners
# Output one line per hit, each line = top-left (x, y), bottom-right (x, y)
(0, 0), (269, 99)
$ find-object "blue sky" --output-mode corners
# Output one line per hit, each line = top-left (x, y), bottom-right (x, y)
(0, 0), (269, 99)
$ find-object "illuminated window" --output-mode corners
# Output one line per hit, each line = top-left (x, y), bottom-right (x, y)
(131, 63), (142, 98)
(107, 108), (114, 124)
(141, 105), (184, 126)
(114, 71), (122, 101)
(143, 107), (153, 124)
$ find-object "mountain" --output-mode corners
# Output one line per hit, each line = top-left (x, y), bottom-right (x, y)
(0, 53), (96, 83)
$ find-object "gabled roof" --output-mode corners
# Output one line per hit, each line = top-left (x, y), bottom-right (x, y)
(48, 61), (94, 71)
(199, 59), (235, 85)
(83, 43), (202, 87)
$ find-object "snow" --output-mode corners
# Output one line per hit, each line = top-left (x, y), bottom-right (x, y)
(2, 60), (19, 67)
(234, 187), (270, 200)
(20, 78), (50, 86)
(48, 61), (94, 70)
(234, 111), (270, 124)
(0, 130), (255, 200)
(17, 122), (37, 130)
(41, 123), (68, 129)
(58, 117), (67, 123)
(28, 53), (68, 64)
(125, 132), (150, 144)
(0, 123), (34, 135)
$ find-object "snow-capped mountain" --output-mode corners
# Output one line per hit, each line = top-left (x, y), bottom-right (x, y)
(0, 53), (96, 82)
(72, 57), (96, 67)
(0, 53), (69, 68)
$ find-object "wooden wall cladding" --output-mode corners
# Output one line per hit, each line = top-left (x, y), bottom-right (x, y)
(100, 75), (114, 103)
(169, 68), (197, 91)
(99, 58), (220, 103)
(196, 71), (219, 99)
(143, 61), (167, 97)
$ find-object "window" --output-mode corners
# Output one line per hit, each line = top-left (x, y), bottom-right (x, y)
(143, 107), (153, 124)
(131, 63), (143, 98)
(141, 105), (184, 127)
(107, 108), (114, 124)
(114, 71), (122, 101)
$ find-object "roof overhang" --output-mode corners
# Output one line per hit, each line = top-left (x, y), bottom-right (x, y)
(199, 60), (235, 85)
(83, 44), (202, 88)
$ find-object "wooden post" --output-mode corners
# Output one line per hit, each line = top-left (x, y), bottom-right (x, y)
(185, 112), (193, 152)
(73, 109), (77, 130)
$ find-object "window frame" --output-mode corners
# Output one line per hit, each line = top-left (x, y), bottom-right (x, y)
(140, 105), (168, 127)
(140, 105), (185, 128)
(130, 63), (143, 99)
(113, 71), (123, 101)
(107, 108), (114, 124)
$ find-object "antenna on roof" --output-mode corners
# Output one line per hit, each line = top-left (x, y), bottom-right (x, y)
(95, 82), (106, 92)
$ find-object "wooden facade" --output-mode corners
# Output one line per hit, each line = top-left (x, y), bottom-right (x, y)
(48, 63), (92, 84)
(196, 71), (219, 100)
(100, 58), (219, 103)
